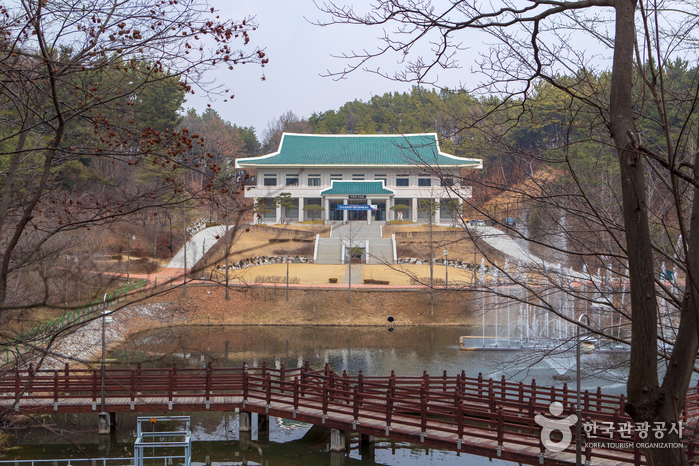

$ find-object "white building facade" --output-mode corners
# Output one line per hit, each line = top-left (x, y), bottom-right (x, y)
(236, 133), (482, 224)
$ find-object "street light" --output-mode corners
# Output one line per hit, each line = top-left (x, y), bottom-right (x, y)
(74, 257), (79, 306)
(285, 255), (289, 302)
(576, 313), (592, 465)
(201, 238), (206, 283)
(98, 293), (111, 434)
(126, 235), (135, 283)
(443, 248), (448, 289)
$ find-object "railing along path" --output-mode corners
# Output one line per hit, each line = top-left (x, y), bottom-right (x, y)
(1, 362), (698, 465)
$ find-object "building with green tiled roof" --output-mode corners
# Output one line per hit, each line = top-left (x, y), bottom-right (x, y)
(235, 133), (482, 224)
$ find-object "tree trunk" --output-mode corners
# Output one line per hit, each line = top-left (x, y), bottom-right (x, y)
(611, 1), (697, 464)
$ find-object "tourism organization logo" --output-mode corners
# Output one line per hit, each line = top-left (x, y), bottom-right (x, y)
(534, 402), (578, 452)
(534, 402), (685, 453)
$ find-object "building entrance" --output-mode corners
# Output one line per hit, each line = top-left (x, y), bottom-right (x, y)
(348, 200), (367, 221)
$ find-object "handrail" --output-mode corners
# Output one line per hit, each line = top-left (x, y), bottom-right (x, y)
(3, 361), (699, 465)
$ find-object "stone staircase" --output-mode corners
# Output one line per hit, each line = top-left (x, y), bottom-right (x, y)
(315, 222), (394, 265)
(367, 238), (394, 264)
(315, 238), (343, 264)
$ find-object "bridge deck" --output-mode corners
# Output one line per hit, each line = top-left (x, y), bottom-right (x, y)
(1, 362), (696, 465)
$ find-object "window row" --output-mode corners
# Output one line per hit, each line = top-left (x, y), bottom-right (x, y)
(262, 174), (458, 187)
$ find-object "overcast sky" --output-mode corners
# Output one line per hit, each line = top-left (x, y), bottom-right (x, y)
(186, 1), (481, 141)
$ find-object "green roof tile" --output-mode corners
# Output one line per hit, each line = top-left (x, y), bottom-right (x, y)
(320, 181), (394, 196)
(236, 133), (481, 167)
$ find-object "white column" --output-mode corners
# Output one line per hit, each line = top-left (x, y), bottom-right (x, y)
(367, 199), (371, 225)
(390, 198), (395, 221)
(324, 197), (330, 221)
(435, 198), (441, 224)
(411, 198), (418, 223)
(275, 201), (282, 224)
(343, 199), (348, 222)
(298, 197), (304, 222)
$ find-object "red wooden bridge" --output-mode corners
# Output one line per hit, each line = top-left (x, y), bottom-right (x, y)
(1, 362), (698, 465)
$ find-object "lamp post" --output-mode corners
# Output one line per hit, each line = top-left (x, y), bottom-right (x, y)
(576, 313), (592, 465)
(74, 257), (79, 306)
(98, 293), (110, 434)
(167, 213), (173, 258)
(444, 248), (448, 289)
(201, 238), (206, 283)
(126, 235), (135, 283)
(285, 254), (289, 302)
(64, 255), (68, 309)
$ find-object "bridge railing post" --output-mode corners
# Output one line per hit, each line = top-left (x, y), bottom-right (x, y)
(420, 384), (427, 434)
(357, 370), (364, 406)
(457, 401), (464, 442)
(596, 386), (602, 411)
(293, 377), (299, 412)
(136, 363), (142, 395)
(280, 363), (285, 395)
(443, 370), (447, 392)
(352, 385), (359, 422)
(14, 367), (20, 400)
(329, 371), (335, 404)
(64, 363), (70, 395)
(322, 382), (329, 417)
(385, 390), (393, 428)
(53, 371), (59, 404)
(130, 370), (135, 402)
(497, 406), (504, 447)
(92, 371), (97, 403)
(501, 375), (507, 401)
(265, 374), (272, 406)
(242, 365), (248, 402)
(586, 416), (595, 464)
(477, 372), (483, 398)
(453, 376), (460, 407)
(531, 379), (536, 404)
(423, 371), (429, 400)
(168, 368), (173, 402)
(206, 362), (212, 401)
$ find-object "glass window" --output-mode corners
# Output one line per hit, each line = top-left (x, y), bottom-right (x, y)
(441, 177), (455, 187)
(375, 174), (387, 184)
(308, 175), (321, 186)
(263, 199), (276, 218)
(396, 178), (409, 186)
(352, 174), (365, 180)
(263, 177), (277, 186)
(286, 176), (299, 186)
(330, 174), (343, 181)
(418, 178), (431, 187)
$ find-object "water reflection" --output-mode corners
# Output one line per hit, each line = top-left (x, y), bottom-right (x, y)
(110, 325), (628, 393)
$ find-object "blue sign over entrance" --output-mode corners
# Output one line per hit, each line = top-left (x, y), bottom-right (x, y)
(337, 204), (377, 211)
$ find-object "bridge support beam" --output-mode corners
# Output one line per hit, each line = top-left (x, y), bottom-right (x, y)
(239, 411), (251, 433)
(330, 428), (346, 452)
(98, 412), (110, 435)
(359, 434), (375, 461)
(258, 414), (269, 439)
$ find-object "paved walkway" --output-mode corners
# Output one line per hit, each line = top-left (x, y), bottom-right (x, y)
(166, 225), (228, 269)
(474, 226), (588, 280)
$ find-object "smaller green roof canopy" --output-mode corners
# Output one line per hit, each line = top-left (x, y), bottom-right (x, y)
(235, 133), (482, 168)
(320, 181), (394, 196)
